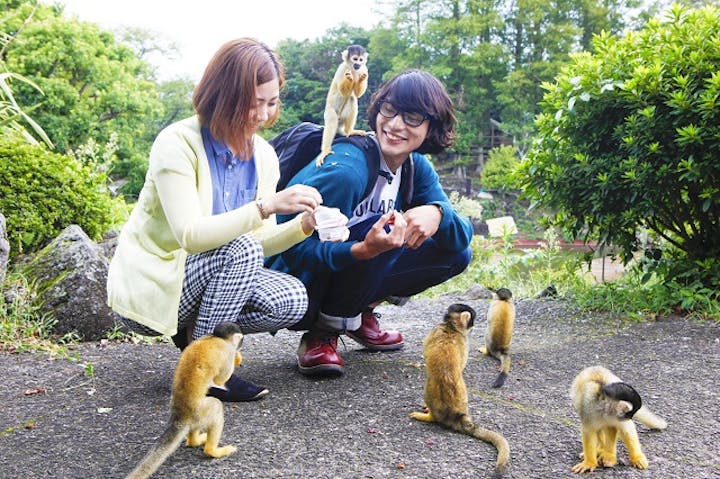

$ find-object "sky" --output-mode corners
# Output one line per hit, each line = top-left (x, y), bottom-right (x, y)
(52, 0), (386, 81)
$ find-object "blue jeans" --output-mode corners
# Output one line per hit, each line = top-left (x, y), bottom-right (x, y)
(293, 215), (472, 331)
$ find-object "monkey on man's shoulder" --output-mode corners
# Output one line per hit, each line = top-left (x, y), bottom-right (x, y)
(317, 44), (369, 166)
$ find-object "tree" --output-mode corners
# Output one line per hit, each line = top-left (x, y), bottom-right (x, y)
(1, 1), (164, 198)
(520, 4), (720, 285)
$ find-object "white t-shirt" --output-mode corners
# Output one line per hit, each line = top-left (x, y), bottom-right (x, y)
(347, 158), (401, 227)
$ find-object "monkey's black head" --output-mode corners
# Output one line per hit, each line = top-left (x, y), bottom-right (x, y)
(212, 322), (243, 339)
(602, 382), (642, 420)
(445, 303), (476, 329)
(344, 44), (367, 69)
(494, 288), (513, 301)
(346, 44), (367, 57)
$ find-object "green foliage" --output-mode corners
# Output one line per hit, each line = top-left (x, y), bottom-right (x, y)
(520, 4), (720, 286)
(480, 145), (521, 190)
(427, 228), (592, 299)
(1, 2), (165, 198)
(0, 135), (128, 256)
(0, 272), (78, 357)
(448, 191), (483, 221)
(572, 252), (720, 321)
(0, 71), (53, 147)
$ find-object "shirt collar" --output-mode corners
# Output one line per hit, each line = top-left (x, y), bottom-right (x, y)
(201, 125), (240, 167)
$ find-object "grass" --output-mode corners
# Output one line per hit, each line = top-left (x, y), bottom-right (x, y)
(423, 228), (720, 322)
(0, 273), (78, 358)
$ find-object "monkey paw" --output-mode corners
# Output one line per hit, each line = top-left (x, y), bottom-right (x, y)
(571, 460), (598, 473)
(204, 444), (237, 458)
(597, 452), (617, 468)
(629, 454), (649, 470)
(316, 149), (333, 167)
(359, 72), (367, 81)
(186, 431), (208, 447)
(409, 411), (433, 423)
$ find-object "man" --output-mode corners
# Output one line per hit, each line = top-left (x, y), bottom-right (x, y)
(269, 69), (473, 376)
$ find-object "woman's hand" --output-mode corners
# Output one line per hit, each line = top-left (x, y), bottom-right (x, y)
(264, 184), (322, 216)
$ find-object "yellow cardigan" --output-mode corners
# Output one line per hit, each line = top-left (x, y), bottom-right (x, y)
(106, 116), (308, 336)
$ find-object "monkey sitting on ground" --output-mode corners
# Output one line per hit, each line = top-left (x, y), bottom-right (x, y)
(125, 322), (244, 479)
(479, 288), (515, 388)
(410, 303), (511, 479)
(317, 44), (369, 166)
(570, 365), (667, 474)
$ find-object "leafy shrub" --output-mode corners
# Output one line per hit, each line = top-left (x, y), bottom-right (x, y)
(520, 4), (720, 291)
(481, 145), (521, 191)
(0, 135), (128, 257)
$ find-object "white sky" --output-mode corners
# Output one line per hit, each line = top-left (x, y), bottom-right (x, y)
(51, 0), (386, 81)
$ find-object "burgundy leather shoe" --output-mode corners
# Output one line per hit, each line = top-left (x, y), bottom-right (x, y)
(297, 333), (343, 376)
(346, 310), (404, 351)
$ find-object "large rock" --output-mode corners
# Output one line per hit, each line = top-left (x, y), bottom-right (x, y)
(0, 213), (9, 287)
(21, 225), (114, 340)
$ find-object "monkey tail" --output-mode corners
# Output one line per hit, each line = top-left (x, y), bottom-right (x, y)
(125, 421), (188, 479)
(634, 406), (667, 430)
(492, 354), (511, 388)
(492, 371), (507, 389)
(454, 417), (510, 478)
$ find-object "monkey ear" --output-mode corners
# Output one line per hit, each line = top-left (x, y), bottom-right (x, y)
(233, 332), (244, 349)
(460, 311), (474, 329)
(602, 382), (642, 419)
(342, 49), (349, 61)
(617, 400), (634, 417)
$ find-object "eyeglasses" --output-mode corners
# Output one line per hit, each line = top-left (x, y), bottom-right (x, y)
(378, 101), (429, 127)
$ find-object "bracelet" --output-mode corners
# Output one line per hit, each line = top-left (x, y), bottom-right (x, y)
(255, 199), (269, 220)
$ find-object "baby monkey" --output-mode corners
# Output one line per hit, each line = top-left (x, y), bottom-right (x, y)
(570, 365), (667, 474)
(411, 303), (510, 479)
(317, 44), (369, 166)
(479, 288), (515, 388)
(125, 322), (244, 479)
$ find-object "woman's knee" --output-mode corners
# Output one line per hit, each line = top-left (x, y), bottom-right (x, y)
(220, 234), (263, 266)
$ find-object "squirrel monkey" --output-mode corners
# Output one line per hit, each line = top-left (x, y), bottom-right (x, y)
(570, 365), (667, 474)
(410, 304), (511, 479)
(125, 322), (244, 479)
(479, 288), (515, 388)
(317, 44), (369, 167)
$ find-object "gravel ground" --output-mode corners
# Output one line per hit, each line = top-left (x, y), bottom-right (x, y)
(1, 293), (719, 479)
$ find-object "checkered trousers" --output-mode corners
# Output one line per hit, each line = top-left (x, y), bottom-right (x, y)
(178, 234), (308, 339)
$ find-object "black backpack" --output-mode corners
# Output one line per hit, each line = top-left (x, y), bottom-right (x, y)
(269, 122), (413, 204)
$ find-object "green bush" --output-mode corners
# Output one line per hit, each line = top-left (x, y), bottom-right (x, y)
(0, 135), (127, 257)
(481, 145), (521, 191)
(520, 4), (720, 291)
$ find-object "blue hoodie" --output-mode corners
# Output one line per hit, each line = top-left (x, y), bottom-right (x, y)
(268, 142), (473, 284)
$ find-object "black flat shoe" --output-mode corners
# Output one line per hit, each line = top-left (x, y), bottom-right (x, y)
(207, 374), (269, 402)
(170, 327), (188, 351)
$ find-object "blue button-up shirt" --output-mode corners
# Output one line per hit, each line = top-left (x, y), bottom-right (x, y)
(201, 126), (258, 215)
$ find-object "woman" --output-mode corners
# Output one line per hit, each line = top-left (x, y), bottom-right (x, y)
(107, 38), (322, 400)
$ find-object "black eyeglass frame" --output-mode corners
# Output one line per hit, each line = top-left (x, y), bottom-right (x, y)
(378, 101), (430, 127)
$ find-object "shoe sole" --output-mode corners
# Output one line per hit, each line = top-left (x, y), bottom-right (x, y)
(297, 362), (344, 377)
(208, 387), (270, 402)
(345, 333), (405, 351)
